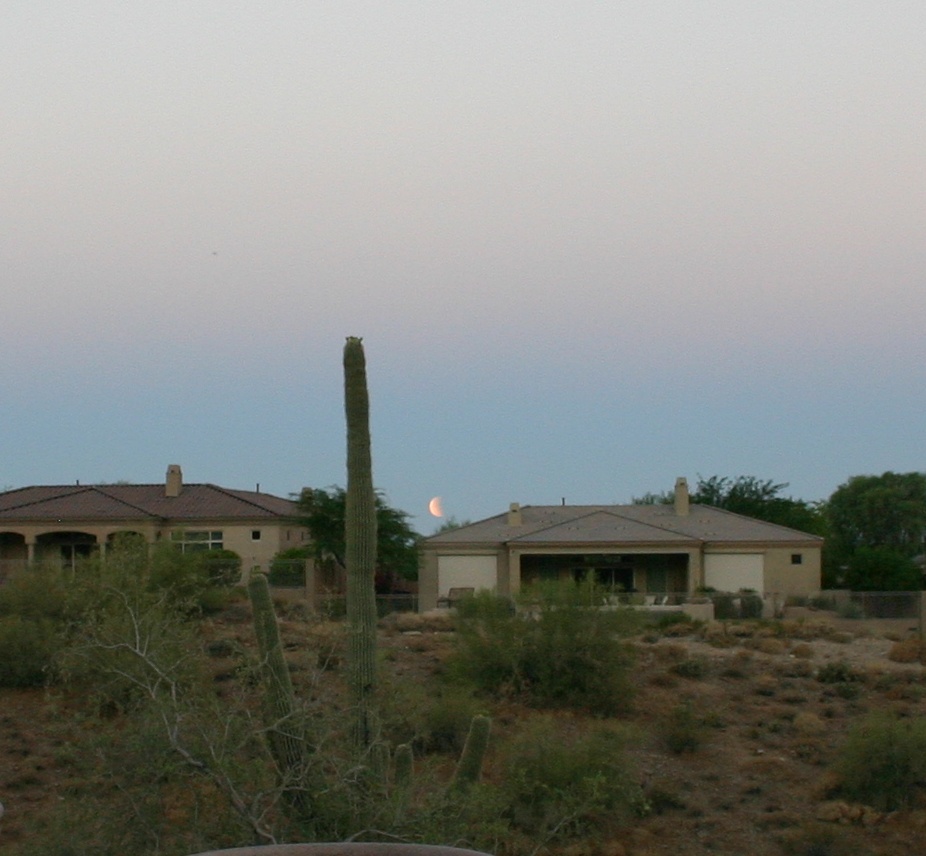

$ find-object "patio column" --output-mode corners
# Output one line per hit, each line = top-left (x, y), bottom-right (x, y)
(507, 550), (521, 596)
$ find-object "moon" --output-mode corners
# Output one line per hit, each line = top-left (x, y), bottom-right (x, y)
(428, 496), (444, 518)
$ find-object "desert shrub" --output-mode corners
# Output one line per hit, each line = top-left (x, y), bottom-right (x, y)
(835, 713), (926, 810)
(502, 716), (641, 839)
(672, 656), (709, 679)
(449, 582), (639, 715)
(835, 600), (864, 620)
(740, 593), (764, 619)
(712, 593), (737, 619)
(450, 590), (524, 692)
(0, 615), (58, 687)
(380, 679), (483, 755)
(710, 591), (763, 620)
(663, 701), (705, 753)
(816, 661), (861, 684)
(0, 565), (71, 621)
(195, 549), (242, 587)
(417, 688), (485, 754)
(269, 548), (312, 586)
(650, 611), (692, 630)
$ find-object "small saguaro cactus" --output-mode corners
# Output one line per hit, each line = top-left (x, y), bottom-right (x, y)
(344, 336), (379, 752)
(247, 573), (306, 803)
(450, 715), (492, 793)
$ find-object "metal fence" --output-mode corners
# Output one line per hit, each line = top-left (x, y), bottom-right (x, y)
(810, 590), (923, 620)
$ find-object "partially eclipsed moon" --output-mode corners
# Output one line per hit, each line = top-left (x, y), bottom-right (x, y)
(428, 496), (444, 518)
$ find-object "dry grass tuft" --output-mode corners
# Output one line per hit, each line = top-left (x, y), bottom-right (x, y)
(793, 712), (826, 735)
(791, 643), (814, 659)
(887, 638), (924, 663)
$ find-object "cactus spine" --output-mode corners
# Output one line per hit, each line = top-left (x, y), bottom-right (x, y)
(344, 336), (379, 751)
(247, 573), (306, 805)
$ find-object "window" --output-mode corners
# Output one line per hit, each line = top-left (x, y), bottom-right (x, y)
(251, 530), (261, 541)
(171, 530), (223, 553)
(791, 553), (803, 565)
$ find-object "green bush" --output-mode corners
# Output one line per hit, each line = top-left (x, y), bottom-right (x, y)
(417, 688), (484, 754)
(269, 548), (312, 586)
(836, 713), (926, 810)
(195, 549), (242, 587)
(0, 615), (58, 687)
(449, 582), (640, 715)
(502, 716), (641, 839)
(0, 565), (71, 621)
(739, 592), (764, 619)
(449, 591), (525, 694)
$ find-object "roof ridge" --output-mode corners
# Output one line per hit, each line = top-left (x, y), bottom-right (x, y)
(606, 506), (706, 541)
(203, 484), (295, 515)
(92, 486), (161, 518)
(507, 507), (613, 541)
(693, 504), (824, 540)
(0, 485), (91, 513)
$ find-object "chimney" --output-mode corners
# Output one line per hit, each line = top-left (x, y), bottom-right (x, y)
(674, 477), (689, 516)
(166, 464), (183, 497)
(508, 502), (522, 526)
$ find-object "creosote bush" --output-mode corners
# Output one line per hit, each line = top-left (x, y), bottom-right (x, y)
(501, 715), (642, 840)
(448, 581), (641, 715)
(835, 713), (926, 810)
(0, 615), (58, 687)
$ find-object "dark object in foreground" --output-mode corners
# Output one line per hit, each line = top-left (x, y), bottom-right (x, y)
(188, 844), (493, 856)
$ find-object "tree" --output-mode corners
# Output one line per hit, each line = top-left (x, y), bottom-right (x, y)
(294, 486), (419, 587)
(825, 472), (926, 589)
(433, 516), (473, 534)
(634, 475), (825, 535)
(827, 472), (926, 559)
(841, 546), (921, 592)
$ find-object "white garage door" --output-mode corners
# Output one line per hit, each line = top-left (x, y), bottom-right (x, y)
(704, 553), (764, 593)
(438, 555), (497, 598)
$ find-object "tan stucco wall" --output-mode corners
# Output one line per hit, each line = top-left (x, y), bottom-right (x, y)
(762, 546), (822, 596)
(0, 520), (309, 578)
(418, 550), (439, 610)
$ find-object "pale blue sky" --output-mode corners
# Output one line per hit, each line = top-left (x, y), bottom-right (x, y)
(2, 3), (924, 532)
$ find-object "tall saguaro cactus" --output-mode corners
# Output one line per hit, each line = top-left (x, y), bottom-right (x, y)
(344, 336), (379, 751)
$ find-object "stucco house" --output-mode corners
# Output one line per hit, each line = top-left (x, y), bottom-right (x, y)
(0, 465), (307, 581)
(418, 478), (823, 610)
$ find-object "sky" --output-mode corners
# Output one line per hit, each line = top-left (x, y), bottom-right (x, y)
(2, 2), (925, 534)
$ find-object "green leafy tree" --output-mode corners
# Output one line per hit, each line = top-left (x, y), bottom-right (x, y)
(295, 485), (419, 586)
(433, 516), (473, 534)
(634, 475), (825, 535)
(826, 472), (926, 560)
(824, 472), (926, 590)
(841, 546), (921, 592)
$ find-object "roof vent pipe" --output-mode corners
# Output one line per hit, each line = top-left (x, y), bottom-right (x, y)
(508, 502), (522, 526)
(166, 464), (183, 498)
(674, 477), (689, 517)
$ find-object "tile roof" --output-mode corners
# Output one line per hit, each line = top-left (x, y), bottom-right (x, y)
(0, 484), (297, 523)
(424, 504), (823, 548)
